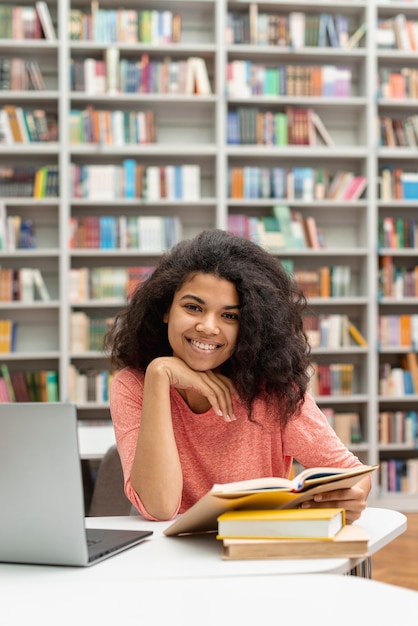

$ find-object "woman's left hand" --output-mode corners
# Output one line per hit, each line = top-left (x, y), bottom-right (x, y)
(299, 475), (372, 524)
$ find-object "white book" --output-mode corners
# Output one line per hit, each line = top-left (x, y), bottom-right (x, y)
(289, 12), (305, 49)
(6, 216), (19, 251)
(137, 111), (147, 144)
(146, 166), (161, 200)
(345, 23), (367, 50)
(310, 111), (334, 147)
(70, 311), (89, 352)
(192, 57), (212, 95)
(83, 58), (97, 95)
(249, 2), (258, 45)
(36, 1), (57, 40)
(161, 10), (173, 44)
(105, 47), (120, 95)
(165, 165), (176, 200)
(138, 216), (164, 252)
(182, 164), (200, 200)
(0, 109), (14, 145)
(87, 165), (117, 200)
(32, 268), (51, 301)
(229, 60), (251, 98)
(75, 373), (88, 403)
(328, 314), (345, 348)
(19, 268), (35, 302)
(14, 107), (30, 142)
(111, 110), (124, 146)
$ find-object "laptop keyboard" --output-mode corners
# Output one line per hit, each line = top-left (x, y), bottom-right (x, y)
(87, 538), (102, 546)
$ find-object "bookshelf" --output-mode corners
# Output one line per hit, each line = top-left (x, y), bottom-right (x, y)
(375, 0), (418, 511)
(1, 0), (418, 510)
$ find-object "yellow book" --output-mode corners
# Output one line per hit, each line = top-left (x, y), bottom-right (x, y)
(347, 320), (367, 347)
(217, 508), (345, 540)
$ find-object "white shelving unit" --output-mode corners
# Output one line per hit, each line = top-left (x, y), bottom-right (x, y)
(1, 0), (418, 509)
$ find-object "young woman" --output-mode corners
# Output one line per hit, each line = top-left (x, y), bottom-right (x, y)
(105, 229), (371, 524)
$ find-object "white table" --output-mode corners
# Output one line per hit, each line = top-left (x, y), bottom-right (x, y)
(0, 507), (406, 583)
(2, 573), (418, 626)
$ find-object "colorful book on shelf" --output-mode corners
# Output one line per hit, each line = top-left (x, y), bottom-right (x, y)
(346, 320), (367, 347)
(220, 524), (370, 560)
(340, 176), (367, 201)
(345, 22), (367, 50)
(0, 364), (16, 401)
(164, 465), (378, 536)
(310, 111), (334, 146)
(217, 508), (345, 540)
(36, 1), (57, 40)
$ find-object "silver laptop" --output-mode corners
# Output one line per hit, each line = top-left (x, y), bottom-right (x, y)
(0, 402), (152, 566)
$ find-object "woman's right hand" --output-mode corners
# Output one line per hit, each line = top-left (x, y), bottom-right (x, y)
(148, 356), (238, 422)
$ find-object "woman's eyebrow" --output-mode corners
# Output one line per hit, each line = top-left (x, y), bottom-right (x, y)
(179, 294), (241, 309)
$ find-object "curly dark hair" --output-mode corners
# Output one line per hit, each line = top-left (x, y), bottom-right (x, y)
(104, 229), (311, 424)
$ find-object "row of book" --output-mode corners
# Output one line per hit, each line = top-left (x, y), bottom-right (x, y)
(227, 61), (352, 98)
(228, 167), (366, 202)
(68, 266), (154, 303)
(0, 58), (46, 91)
(69, 215), (181, 251)
(69, 107), (155, 145)
(378, 67), (418, 100)
(294, 265), (351, 299)
(226, 8), (363, 49)
(0, 106), (57, 144)
(70, 312), (114, 353)
(380, 168), (418, 201)
(70, 52), (212, 96)
(69, 7), (181, 44)
(228, 209), (325, 252)
(309, 363), (354, 397)
(0, 165), (59, 198)
(379, 216), (418, 250)
(379, 255), (418, 299)
(379, 114), (418, 148)
(227, 106), (333, 147)
(0, 207), (36, 251)
(0, 365), (59, 403)
(304, 314), (367, 349)
(378, 316), (418, 350)
(0, 2), (55, 40)
(68, 365), (112, 404)
(323, 408), (362, 446)
(377, 13), (418, 51)
(379, 459), (418, 495)
(379, 410), (418, 446)
(0, 267), (50, 302)
(379, 358), (418, 397)
(71, 162), (201, 201)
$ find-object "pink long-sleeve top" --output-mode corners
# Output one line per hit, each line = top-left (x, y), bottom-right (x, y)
(110, 367), (363, 520)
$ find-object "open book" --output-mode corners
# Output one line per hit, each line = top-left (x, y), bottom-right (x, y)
(164, 464), (378, 536)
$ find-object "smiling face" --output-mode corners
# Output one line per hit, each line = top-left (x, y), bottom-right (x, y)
(163, 272), (240, 372)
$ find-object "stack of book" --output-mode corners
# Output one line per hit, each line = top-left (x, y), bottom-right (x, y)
(216, 508), (370, 560)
